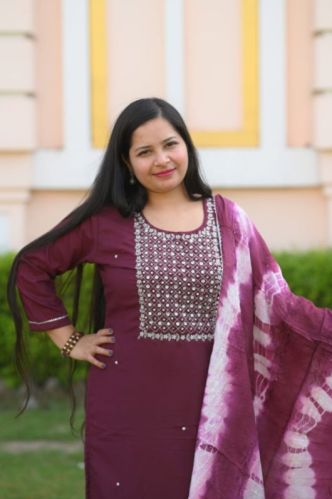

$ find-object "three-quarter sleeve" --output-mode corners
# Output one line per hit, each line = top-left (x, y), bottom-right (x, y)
(16, 215), (98, 332)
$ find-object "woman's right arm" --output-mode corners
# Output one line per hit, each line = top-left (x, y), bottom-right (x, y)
(16, 214), (115, 368)
(16, 216), (96, 332)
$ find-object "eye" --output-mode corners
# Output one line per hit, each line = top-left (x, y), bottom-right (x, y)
(137, 149), (150, 157)
(165, 141), (178, 148)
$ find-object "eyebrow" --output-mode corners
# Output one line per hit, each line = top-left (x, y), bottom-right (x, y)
(134, 136), (178, 153)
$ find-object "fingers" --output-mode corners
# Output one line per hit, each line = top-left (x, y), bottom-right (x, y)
(97, 336), (116, 345)
(92, 328), (116, 369)
(89, 347), (113, 369)
(87, 354), (107, 370)
(97, 328), (114, 336)
(95, 346), (113, 357)
(96, 328), (116, 344)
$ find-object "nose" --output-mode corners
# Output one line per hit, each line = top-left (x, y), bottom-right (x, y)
(154, 150), (170, 166)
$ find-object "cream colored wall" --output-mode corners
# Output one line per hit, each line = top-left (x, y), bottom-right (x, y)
(313, 0), (332, 246)
(0, 1), (36, 250)
(184, 0), (242, 130)
(35, 0), (63, 148)
(26, 190), (87, 243)
(219, 187), (327, 251)
(0, 0), (36, 150)
(106, 0), (166, 123)
(23, 187), (326, 252)
(287, 0), (313, 147)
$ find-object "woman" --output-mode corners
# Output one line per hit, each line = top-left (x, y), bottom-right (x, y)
(8, 98), (332, 498)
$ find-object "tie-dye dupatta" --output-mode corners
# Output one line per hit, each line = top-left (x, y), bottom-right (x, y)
(189, 196), (332, 499)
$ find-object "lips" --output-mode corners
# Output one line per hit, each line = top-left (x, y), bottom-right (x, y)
(153, 168), (176, 177)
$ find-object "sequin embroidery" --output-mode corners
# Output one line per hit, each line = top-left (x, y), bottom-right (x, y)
(134, 198), (223, 342)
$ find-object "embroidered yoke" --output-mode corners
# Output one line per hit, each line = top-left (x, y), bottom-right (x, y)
(134, 198), (223, 342)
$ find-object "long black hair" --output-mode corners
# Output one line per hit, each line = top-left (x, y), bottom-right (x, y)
(7, 97), (211, 416)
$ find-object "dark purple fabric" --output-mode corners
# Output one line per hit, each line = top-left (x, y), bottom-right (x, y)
(16, 204), (213, 499)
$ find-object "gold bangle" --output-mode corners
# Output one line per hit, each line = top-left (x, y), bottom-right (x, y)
(61, 331), (83, 357)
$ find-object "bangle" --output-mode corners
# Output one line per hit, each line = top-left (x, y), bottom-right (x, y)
(61, 330), (83, 357)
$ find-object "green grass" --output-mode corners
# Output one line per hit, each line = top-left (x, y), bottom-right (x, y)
(0, 404), (85, 499)
(0, 451), (85, 499)
(0, 405), (85, 442)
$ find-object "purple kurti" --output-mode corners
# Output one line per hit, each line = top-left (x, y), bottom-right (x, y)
(16, 198), (221, 499)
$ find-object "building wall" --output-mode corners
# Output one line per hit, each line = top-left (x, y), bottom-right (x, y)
(1, 0), (332, 252)
(25, 186), (327, 253)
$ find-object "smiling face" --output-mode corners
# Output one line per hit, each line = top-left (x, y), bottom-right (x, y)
(127, 117), (189, 197)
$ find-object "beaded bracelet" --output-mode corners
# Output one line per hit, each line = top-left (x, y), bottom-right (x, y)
(61, 330), (83, 357)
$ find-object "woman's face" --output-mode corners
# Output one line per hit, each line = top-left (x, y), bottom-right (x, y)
(127, 117), (189, 196)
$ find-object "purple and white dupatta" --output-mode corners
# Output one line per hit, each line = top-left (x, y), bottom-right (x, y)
(189, 196), (332, 498)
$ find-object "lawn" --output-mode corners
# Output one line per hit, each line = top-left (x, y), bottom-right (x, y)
(0, 404), (85, 499)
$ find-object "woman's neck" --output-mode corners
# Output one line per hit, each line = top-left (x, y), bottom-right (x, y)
(145, 186), (191, 212)
(142, 188), (204, 232)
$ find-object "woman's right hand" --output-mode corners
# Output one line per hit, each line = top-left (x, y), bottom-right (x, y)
(70, 328), (116, 369)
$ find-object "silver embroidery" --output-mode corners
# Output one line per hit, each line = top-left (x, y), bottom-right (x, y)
(138, 331), (215, 342)
(29, 314), (68, 325)
(134, 198), (223, 342)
